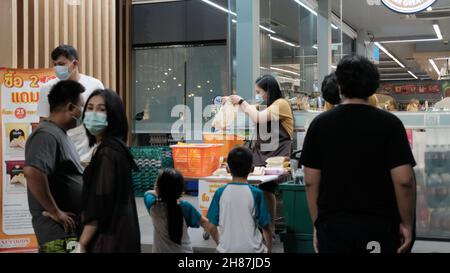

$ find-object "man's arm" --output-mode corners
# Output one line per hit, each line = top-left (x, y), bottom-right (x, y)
(391, 164), (416, 253)
(304, 167), (321, 253)
(24, 166), (76, 233)
(79, 221), (99, 253)
(304, 167), (321, 224)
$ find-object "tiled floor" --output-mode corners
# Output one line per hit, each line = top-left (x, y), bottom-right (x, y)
(136, 196), (450, 253)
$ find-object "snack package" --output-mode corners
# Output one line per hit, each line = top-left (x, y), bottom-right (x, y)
(5, 123), (29, 156)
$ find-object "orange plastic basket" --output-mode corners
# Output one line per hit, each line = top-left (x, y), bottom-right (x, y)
(203, 133), (245, 158)
(171, 144), (224, 178)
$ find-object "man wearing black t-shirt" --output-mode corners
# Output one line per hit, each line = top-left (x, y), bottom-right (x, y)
(300, 55), (416, 253)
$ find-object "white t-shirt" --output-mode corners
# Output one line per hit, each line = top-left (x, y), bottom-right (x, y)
(207, 183), (271, 253)
(434, 97), (450, 110)
(37, 74), (104, 163)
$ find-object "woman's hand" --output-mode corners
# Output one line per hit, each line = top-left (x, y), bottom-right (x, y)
(229, 95), (243, 105)
(221, 96), (229, 105)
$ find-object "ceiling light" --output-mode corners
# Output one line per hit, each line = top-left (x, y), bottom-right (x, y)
(374, 42), (405, 68)
(270, 67), (300, 76)
(427, 7), (433, 12)
(201, 0), (236, 16)
(378, 24), (442, 44)
(433, 24), (443, 40)
(378, 66), (403, 70)
(407, 71), (418, 79)
(203, 1), (276, 34)
(381, 73), (410, 76)
(378, 38), (440, 44)
(294, 0), (317, 16)
(331, 24), (339, 30)
(259, 25), (276, 34)
(380, 78), (417, 81)
(270, 36), (300, 48)
(429, 59), (441, 76)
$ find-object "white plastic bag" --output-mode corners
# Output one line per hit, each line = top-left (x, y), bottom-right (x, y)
(212, 100), (239, 131)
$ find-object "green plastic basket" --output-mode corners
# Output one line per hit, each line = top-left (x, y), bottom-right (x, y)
(280, 233), (314, 253)
(278, 181), (314, 234)
(130, 146), (174, 197)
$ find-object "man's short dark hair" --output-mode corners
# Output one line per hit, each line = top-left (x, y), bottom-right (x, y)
(321, 73), (341, 105)
(48, 80), (85, 113)
(335, 55), (380, 99)
(51, 45), (79, 61)
(227, 147), (253, 178)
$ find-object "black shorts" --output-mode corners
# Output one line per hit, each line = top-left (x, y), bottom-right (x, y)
(316, 214), (402, 253)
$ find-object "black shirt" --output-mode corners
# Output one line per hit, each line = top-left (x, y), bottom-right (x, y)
(299, 104), (416, 225)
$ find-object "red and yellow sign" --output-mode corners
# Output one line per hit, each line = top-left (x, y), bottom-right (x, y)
(0, 68), (55, 253)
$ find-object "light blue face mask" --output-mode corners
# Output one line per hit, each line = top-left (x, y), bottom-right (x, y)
(54, 63), (73, 80)
(255, 94), (264, 104)
(83, 112), (108, 136)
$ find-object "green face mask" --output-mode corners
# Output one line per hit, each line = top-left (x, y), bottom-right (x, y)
(83, 112), (108, 136)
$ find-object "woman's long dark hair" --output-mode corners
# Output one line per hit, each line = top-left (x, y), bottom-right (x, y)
(256, 75), (283, 107)
(82, 89), (129, 147)
(156, 168), (185, 245)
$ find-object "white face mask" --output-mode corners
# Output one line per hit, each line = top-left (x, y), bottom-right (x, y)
(255, 94), (264, 104)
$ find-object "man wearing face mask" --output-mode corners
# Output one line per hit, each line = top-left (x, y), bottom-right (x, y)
(37, 45), (104, 166)
(24, 81), (86, 253)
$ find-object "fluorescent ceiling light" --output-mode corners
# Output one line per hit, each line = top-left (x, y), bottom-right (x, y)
(312, 45), (318, 49)
(201, 0), (236, 16)
(270, 36), (300, 48)
(378, 24), (443, 44)
(379, 38), (440, 44)
(380, 78), (417, 81)
(378, 67), (405, 70)
(331, 65), (337, 69)
(331, 24), (339, 30)
(407, 71), (418, 79)
(434, 57), (450, 60)
(259, 25), (276, 34)
(433, 24), (443, 40)
(381, 73), (410, 76)
(294, 0), (317, 16)
(374, 42), (405, 68)
(270, 67), (300, 76)
(202, 0), (275, 34)
(429, 59), (441, 76)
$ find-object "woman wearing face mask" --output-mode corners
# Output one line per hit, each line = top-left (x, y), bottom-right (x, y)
(226, 75), (294, 237)
(77, 89), (140, 253)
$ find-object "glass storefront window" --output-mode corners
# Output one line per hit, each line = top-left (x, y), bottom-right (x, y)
(132, 44), (227, 136)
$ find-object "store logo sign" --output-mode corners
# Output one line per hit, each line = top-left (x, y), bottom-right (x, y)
(382, 0), (436, 14)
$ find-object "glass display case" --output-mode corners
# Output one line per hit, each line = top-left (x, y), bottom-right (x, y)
(294, 110), (450, 240)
